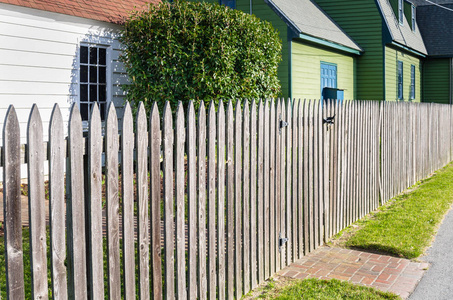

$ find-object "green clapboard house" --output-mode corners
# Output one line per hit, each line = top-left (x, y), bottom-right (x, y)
(413, 0), (453, 104)
(189, 0), (363, 100)
(313, 0), (428, 102)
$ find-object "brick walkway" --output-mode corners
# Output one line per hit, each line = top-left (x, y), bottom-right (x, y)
(277, 246), (428, 299)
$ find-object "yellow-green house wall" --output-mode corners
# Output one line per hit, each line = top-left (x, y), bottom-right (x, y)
(385, 46), (421, 102)
(291, 40), (356, 100)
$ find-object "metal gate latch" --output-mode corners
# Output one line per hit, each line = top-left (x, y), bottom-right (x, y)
(279, 232), (289, 253)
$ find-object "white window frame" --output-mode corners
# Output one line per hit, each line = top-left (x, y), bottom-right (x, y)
(75, 36), (113, 129)
(411, 5), (416, 32)
(399, 0), (404, 25)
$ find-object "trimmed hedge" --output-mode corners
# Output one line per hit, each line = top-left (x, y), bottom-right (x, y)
(120, 0), (282, 113)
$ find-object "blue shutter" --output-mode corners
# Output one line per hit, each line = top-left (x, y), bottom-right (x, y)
(410, 65), (415, 99)
(398, 61), (403, 100)
(321, 62), (337, 100)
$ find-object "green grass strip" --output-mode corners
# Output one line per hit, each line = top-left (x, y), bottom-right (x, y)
(345, 162), (453, 259)
(258, 278), (398, 299)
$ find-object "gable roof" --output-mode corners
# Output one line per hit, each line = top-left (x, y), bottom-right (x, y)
(416, 3), (453, 56)
(377, 0), (427, 55)
(411, 0), (453, 6)
(265, 0), (362, 53)
(0, 0), (159, 24)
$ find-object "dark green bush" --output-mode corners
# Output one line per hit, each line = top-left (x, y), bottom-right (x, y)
(120, 0), (282, 113)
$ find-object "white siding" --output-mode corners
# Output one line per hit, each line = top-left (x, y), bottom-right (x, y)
(0, 3), (129, 145)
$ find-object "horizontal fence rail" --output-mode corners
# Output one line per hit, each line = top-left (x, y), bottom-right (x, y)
(1, 99), (452, 299)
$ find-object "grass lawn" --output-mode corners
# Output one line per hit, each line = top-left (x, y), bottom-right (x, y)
(245, 278), (399, 299)
(336, 162), (453, 259)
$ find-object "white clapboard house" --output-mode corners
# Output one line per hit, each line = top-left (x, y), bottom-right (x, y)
(0, 0), (158, 178)
(0, 0), (158, 140)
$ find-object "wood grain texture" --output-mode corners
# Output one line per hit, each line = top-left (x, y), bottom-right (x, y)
(188, 102), (197, 300)
(295, 99), (305, 259)
(105, 103), (121, 300)
(27, 105), (49, 299)
(149, 103), (163, 300)
(274, 99), (281, 269)
(234, 100), (243, 299)
(207, 102), (217, 300)
(280, 100), (286, 265)
(226, 101), (234, 300)
(249, 101), (257, 288)
(217, 102), (226, 300)
(48, 103), (68, 300)
(175, 102), (186, 300)
(303, 99), (310, 255)
(291, 99), (298, 259)
(242, 101), (251, 294)
(263, 100), (270, 279)
(67, 104), (87, 299)
(313, 100), (319, 249)
(136, 102), (150, 300)
(197, 102), (207, 300)
(86, 103), (104, 299)
(121, 102), (136, 300)
(163, 102), (175, 299)
(257, 100), (264, 280)
(285, 98), (292, 263)
(3, 105), (25, 299)
(269, 100), (276, 272)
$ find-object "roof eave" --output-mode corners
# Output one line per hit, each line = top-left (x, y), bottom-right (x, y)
(390, 41), (427, 57)
(299, 33), (362, 56)
(264, 0), (300, 37)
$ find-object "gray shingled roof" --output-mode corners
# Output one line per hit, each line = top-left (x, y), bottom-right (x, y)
(416, 4), (453, 56)
(266, 0), (362, 52)
(411, 0), (453, 6)
(377, 0), (427, 55)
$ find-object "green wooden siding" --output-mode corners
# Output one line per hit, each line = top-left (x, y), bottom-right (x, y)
(292, 40), (355, 100)
(423, 58), (451, 104)
(385, 46), (421, 102)
(313, 0), (384, 100)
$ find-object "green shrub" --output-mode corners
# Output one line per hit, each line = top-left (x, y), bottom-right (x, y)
(120, 0), (282, 113)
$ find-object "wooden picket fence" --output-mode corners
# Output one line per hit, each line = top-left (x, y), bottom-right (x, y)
(1, 99), (452, 299)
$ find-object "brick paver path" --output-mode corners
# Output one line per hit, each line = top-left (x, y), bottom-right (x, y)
(278, 246), (428, 299)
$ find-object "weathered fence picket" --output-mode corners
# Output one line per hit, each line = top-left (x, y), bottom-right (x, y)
(1, 99), (453, 300)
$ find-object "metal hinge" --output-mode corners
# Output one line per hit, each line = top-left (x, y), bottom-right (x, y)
(279, 232), (289, 253)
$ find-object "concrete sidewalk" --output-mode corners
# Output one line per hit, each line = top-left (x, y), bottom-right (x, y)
(409, 206), (453, 300)
(278, 246), (428, 298)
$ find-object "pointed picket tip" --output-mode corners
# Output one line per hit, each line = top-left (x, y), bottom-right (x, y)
(123, 101), (133, 123)
(50, 103), (63, 129)
(27, 104), (43, 137)
(106, 102), (118, 128)
(4, 105), (18, 127)
(176, 101), (185, 122)
(198, 100), (206, 117)
(151, 102), (159, 115)
(137, 101), (147, 125)
(235, 99), (241, 111)
(251, 99), (257, 111)
(188, 100), (195, 119)
(243, 99), (250, 115)
(68, 103), (83, 134)
(208, 101), (215, 114)
(90, 102), (100, 122)
(3, 105), (20, 149)
(163, 101), (173, 122)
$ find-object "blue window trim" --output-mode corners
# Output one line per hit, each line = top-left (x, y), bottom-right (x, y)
(219, 0), (235, 9)
(398, 0), (404, 25)
(410, 64), (416, 100)
(398, 60), (404, 100)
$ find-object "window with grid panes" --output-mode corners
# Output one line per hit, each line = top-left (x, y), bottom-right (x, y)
(79, 45), (108, 122)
